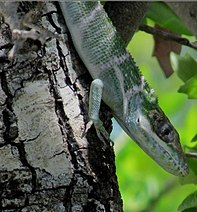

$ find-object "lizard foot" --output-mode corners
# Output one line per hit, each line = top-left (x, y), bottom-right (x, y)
(82, 119), (114, 148)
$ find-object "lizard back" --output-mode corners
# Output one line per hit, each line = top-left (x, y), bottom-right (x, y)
(60, 2), (151, 117)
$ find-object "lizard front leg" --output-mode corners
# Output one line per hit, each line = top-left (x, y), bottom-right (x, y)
(87, 79), (112, 145)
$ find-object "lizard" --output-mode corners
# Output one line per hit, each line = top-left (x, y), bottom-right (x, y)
(59, 2), (189, 177)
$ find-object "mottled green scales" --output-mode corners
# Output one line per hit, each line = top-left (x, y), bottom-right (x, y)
(60, 2), (189, 177)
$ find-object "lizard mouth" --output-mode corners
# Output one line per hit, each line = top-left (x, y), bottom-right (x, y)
(138, 135), (189, 177)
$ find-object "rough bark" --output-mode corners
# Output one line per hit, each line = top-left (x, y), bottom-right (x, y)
(0, 2), (122, 211)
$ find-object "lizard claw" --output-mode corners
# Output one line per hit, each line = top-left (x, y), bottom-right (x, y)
(93, 119), (114, 148)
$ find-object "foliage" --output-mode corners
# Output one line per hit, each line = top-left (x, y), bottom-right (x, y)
(171, 53), (197, 99)
(113, 2), (197, 211)
(178, 191), (197, 211)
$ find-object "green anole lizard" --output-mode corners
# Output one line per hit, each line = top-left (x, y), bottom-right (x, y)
(59, 2), (189, 177)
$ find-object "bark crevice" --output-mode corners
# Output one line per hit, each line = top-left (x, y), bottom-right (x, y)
(0, 2), (123, 211)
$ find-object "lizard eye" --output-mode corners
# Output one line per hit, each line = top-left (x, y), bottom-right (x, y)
(149, 110), (176, 143)
(159, 123), (174, 143)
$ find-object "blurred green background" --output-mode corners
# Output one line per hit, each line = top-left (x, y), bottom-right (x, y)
(111, 29), (197, 212)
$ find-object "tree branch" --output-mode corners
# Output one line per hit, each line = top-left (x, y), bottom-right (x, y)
(186, 152), (197, 159)
(139, 24), (197, 50)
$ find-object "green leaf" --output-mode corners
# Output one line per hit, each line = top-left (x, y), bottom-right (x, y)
(185, 145), (197, 154)
(191, 134), (197, 142)
(188, 156), (197, 176)
(178, 191), (197, 211)
(178, 74), (197, 99)
(171, 53), (197, 99)
(171, 53), (197, 82)
(146, 2), (192, 35)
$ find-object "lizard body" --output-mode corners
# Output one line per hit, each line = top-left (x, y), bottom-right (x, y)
(59, 2), (189, 177)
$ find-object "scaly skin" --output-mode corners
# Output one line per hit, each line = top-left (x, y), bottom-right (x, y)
(59, 2), (189, 176)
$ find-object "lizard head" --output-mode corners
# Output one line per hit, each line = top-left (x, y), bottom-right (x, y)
(116, 91), (189, 177)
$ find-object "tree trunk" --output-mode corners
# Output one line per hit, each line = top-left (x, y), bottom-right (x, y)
(0, 2), (122, 211)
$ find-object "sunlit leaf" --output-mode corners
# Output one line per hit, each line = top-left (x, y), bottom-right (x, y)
(146, 2), (192, 35)
(171, 53), (197, 82)
(178, 191), (197, 211)
(178, 74), (197, 99)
